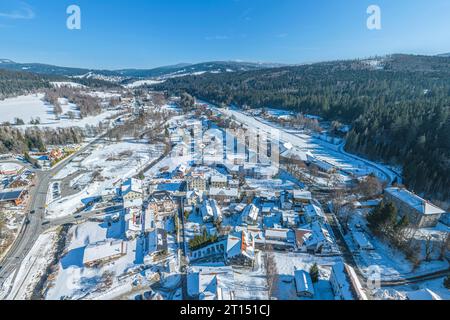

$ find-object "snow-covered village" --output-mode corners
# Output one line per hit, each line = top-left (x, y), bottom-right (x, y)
(0, 84), (448, 301)
(0, 2), (449, 310)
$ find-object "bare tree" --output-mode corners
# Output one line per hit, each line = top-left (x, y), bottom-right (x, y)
(264, 246), (278, 298)
(423, 234), (435, 262)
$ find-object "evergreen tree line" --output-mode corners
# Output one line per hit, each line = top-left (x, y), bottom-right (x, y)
(0, 69), (50, 99)
(0, 125), (85, 154)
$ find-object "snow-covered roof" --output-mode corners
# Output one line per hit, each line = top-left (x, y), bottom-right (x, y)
(294, 270), (315, 296)
(201, 199), (222, 221)
(83, 240), (127, 265)
(201, 200), (214, 220)
(210, 175), (228, 183)
(242, 204), (260, 223)
(385, 187), (445, 215)
(293, 190), (312, 201)
(121, 178), (143, 196)
(295, 229), (313, 247)
(226, 231), (255, 261)
(124, 197), (143, 209)
(304, 204), (326, 220)
(187, 266), (235, 300)
(0, 163), (23, 173)
(280, 147), (308, 161)
(209, 187), (239, 197)
(265, 228), (291, 241)
(254, 165), (279, 177)
(406, 289), (442, 300)
(147, 228), (168, 253)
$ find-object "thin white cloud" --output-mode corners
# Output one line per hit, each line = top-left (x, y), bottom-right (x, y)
(205, 35), (230, 41)
(0, 2), (35, 20)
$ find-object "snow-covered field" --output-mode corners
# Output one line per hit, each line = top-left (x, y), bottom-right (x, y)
(1, 231), (58, 300)
(0, 93), (121, 129)
(46, 139), (164, 219)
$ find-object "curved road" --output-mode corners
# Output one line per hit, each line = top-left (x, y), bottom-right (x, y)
(0, 134), (108, 294)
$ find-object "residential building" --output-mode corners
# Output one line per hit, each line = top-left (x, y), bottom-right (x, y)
(145, 228), (168, 262)
(209, 187), (239, 204)
(210, 175), (228, 188)
(293, 190), (312, 205)
(297, 222), (339, 255)
(294, 270), (315, 298)
(302, 204), (326, 224)
(121, 178), (143, 202)
(187, 266), (235, 300)
(185, 190), (203, 207)
(384, 187), (445, 228)
(241, 203), (260, 225)
(146, 191), (176, 218)
(201, 199), (222, 223)
(188, 176), (207, 191)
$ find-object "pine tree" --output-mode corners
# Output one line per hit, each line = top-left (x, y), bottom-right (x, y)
(309, 263), (319, 283)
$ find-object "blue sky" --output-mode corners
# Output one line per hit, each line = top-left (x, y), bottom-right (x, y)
(1, 0), (450, 69)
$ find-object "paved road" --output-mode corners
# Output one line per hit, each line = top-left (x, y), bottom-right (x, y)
(0, 133), (109, 293)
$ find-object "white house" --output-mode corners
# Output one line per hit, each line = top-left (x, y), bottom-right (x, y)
(299, 222), (339, 255)
(241, 203), (260, 225)
(187, 266), (235, 300)
(121, 178), (143, 202)
(201, 199), (223, 223)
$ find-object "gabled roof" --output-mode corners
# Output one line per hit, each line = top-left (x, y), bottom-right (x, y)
(226, 231), (255, 261)
(121, 178), (143, 196)
(294, 270), (315, 296)
(209, 187), (239, 197)
(148, 190), (173, 203)
(187, 266), (235, 300)
(304, 204), (326, 220)
(385, 187), (445, 215)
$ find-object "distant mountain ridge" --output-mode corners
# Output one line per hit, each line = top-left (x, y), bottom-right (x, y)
(0, 59), (285, 81)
